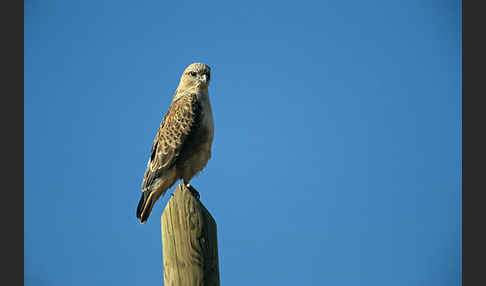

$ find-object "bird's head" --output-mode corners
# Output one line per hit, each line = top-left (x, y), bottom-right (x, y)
(177, 63), (211, 93)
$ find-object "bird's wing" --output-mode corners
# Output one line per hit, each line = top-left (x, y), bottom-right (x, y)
(141, 93), (201, 191)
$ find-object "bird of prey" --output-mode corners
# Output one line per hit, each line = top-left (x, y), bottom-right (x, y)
(136, 63), (214, 224)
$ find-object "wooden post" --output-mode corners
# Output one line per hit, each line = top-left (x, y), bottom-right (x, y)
(161, 182), (220, 286)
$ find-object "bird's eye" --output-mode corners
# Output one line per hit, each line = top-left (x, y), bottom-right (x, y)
(189, 71), (197, 77)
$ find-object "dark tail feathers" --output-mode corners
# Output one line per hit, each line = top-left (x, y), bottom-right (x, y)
(136, 191), (153, 224)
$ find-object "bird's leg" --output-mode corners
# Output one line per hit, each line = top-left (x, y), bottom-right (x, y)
(184, 182), (200, 200)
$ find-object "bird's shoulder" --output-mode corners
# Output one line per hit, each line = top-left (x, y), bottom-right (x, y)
(157, 93), (201, 140)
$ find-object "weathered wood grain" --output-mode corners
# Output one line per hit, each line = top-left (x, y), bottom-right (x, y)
(161, 182), (220, 286)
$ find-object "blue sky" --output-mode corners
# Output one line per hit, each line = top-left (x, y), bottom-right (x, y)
(24, 0), (461, 285)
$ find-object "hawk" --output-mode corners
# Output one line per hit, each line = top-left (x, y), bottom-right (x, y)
(136, 63), (214, 224)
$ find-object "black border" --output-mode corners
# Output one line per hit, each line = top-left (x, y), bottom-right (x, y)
(2, 0), (24, 284)
(463, 0), (485, 284)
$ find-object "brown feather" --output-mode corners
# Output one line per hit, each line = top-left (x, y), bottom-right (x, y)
(141, 92), (201, 192)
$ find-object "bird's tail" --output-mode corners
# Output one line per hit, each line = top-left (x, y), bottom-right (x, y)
(136, 191), (162, 224)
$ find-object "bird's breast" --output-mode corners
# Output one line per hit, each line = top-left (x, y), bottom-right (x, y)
(199, 94), (214, 142)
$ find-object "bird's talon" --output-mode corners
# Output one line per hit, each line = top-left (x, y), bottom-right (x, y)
(186, 184), (200, 200)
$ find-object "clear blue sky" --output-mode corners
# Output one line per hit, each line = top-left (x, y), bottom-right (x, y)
(24, 0), (461, 285)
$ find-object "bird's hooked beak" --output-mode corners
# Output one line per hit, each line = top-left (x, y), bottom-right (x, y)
(199, 74), (208, 85)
